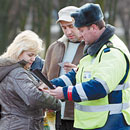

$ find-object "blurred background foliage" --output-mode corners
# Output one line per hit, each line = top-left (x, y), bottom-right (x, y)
(0, 0), (130, 58)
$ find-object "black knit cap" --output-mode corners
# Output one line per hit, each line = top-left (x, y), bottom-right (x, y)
(71, 3), (104, 27)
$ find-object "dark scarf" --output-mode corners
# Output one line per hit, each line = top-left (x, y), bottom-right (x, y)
(83, 24), (115, 56)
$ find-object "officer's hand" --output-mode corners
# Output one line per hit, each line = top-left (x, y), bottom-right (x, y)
(49, 87), (64, 99)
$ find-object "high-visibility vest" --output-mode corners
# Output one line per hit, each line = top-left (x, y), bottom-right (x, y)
(74, 35), (130, 129)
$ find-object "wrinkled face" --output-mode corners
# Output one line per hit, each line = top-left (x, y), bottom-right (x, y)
(18, 51), (36, 69)
(60, 21), (82, 42)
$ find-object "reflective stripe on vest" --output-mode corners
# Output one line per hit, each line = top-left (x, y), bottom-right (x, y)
(59, 75), (73, 86)
(95, 77), (130, 92)
(94, 77), (110, 93)
(114, 82), (130, 91)
(75, 80), (130, 114)
(75, 83), (88, 101)
(75, 102), (130, 115)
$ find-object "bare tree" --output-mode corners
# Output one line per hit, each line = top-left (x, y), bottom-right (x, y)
(0, 0), (13, 53)
(118, 0), (130, 49)
(0, 0), (30, 54)
(0, 0), (129, 54)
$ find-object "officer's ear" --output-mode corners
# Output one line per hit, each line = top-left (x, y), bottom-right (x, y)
(87, 24), (98, 32)
(90, 24), (99, 31)
(89, 26), (93, 30)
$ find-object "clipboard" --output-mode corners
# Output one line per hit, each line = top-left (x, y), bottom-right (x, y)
(32, 69), (55, 89)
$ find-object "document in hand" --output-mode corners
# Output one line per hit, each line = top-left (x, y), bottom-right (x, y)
(32, 69), (55, 89)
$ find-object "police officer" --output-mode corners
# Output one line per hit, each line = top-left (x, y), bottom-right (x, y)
(43, 3), (130, 130)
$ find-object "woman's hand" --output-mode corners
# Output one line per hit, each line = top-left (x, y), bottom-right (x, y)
(38, 83), (48, 91)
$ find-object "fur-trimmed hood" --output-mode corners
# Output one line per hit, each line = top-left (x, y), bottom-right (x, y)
(0, 57), (26, 82)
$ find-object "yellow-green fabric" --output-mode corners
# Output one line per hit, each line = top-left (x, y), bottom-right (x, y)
(74, 35), (130, 129)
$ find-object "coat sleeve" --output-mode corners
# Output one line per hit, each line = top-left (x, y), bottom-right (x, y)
(51, 69), (76, 87)
(12, 68), (61, 111)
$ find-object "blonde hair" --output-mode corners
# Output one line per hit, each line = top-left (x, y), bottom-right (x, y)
(2, 30), (43, 60)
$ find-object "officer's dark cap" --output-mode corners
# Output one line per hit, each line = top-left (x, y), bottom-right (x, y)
(71, 3), (104, 28)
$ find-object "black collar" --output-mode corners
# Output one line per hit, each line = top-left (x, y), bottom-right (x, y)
(83, 24), (115, 56)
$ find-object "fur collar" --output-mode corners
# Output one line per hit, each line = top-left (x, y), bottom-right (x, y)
(84, 24), (115, 56)
(0, 57), (17, 67)
(0, 57), (26, 82)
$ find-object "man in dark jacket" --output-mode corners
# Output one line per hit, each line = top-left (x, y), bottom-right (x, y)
(30, 56), (44, 72)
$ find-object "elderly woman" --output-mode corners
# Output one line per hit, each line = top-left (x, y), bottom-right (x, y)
(0, 30), (61, 130)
